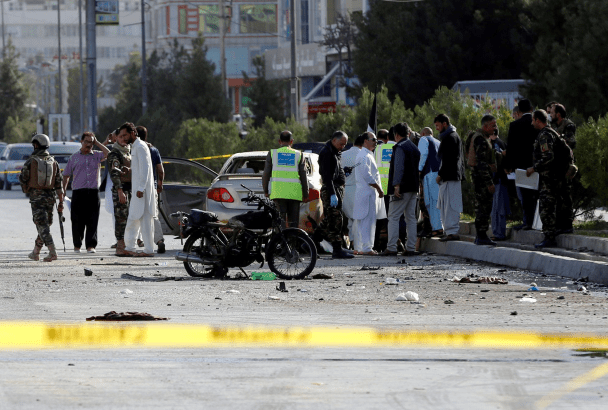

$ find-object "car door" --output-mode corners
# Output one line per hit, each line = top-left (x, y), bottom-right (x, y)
(158, 157), (218, 235)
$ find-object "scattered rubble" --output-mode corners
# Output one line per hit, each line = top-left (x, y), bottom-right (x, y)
(86, 311), (168, 321)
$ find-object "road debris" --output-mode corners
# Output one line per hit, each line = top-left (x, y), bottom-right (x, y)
(312, 273), (333, 279)
(520, 297), (537, 303)
(452, 275), (508, 284)
(224, 290), (240, 294)
(86, 311), (168, 321)
(84, 268), (92, 277)
(251, 272), (276, 280)
(268, 296), (281, 300)
(120, 289), (133, 295)
(396, 291), (419, 302)
(360, 265), (381, 271)
(511, 311), (518, 315)
(276, 282), (288, 292)
(444, 300), (454, 304)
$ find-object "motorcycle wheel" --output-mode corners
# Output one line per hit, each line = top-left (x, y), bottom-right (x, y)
(182, 234), (222, 278)
(266, 230), (317, 280)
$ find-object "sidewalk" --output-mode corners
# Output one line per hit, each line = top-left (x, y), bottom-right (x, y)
(419, 222), (608, 285)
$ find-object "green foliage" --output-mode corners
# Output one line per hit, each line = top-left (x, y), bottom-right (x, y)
(98, 35), (231, 157)
(0, 39), (31, 141)
(522, 0), (608, 119)
(242, 56), (287, 128)
(179, 118), (241, 172)
(3, 116), (34, 143)
(353, 0), (532, 108)
(576, 116), (608, 205)
(237, 117), (310, 153)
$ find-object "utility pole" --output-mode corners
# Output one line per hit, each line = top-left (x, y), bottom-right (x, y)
(86, 0), (97, 132)
(289, 0), (298, 121)
(141, 0), (147, 115)
(1, 0), (5, 58)
(219, 0), (228, 98)
(78, 0), (84, 133)
(57, 0), (62, 114)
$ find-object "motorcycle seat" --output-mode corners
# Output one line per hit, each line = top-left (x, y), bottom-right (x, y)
(190, 209), (219, 225)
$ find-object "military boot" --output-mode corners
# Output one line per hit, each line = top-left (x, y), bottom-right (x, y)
(28, 243), (43, 261)
(43, 244), (58, 262)
(474, 232), (496, 246)
(332, 242), (354, 259)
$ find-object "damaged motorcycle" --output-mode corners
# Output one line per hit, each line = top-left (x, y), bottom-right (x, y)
(173, 185), (317, 279)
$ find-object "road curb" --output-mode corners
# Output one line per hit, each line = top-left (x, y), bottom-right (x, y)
(420, 238), (608, 285)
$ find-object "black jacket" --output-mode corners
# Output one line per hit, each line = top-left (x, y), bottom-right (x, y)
(437, 128), (465, 181)
(505, 113), (538, 170)
(318, 140), (345, 197)
(387, 139), (420, 195)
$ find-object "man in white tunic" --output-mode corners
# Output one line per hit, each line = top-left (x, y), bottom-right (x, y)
(340, 134), (365, 247)
(119, 122), (157, 257)
(353, 132), (385, 255)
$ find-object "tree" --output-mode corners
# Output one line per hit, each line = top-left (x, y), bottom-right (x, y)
(522, 0), (608, 119)
(352, 0), (532, 108)
(242, 55), (287, 128)
(98, 35), (231, 157)
(0, 39), (31, 141)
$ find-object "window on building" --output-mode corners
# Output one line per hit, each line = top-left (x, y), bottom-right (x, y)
(240, 4), (277, 34)
(179, 6), (188, 34)
(301, 0), (309, 44)
(199, 5), (219, 34)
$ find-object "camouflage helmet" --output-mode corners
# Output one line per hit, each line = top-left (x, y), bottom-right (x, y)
(32, 134), (50, 148)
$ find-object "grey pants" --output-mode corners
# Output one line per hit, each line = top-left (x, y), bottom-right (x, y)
(387, 192), (417, 252)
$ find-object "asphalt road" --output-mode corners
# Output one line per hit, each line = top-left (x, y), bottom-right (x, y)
(1, 189), (607, 409)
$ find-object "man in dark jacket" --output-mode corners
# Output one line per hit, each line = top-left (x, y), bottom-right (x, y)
(505, 99), (539, 230)
(382, 123), (420, 256)
(435, 114), (465, 241)
(315, 131), (353, 259)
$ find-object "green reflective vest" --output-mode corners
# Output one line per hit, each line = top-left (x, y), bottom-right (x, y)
(270, 146), (303, 201)
(375, 141), (396, 194)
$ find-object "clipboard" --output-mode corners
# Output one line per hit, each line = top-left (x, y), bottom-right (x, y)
(515, 169), (539, 190)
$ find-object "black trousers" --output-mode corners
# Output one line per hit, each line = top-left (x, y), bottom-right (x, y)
(519, 187), (539, 227)
(70, 188), (100, 249)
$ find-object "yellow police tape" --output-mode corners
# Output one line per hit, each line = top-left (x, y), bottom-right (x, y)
(1, 323), (608, 350)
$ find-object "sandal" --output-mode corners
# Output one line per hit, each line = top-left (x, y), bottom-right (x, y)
(361, 250), (378, 256)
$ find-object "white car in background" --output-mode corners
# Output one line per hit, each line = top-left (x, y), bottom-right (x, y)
(205, 151), (323, 233)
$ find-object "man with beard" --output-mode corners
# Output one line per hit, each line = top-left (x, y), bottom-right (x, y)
(107, 129), (132, 256)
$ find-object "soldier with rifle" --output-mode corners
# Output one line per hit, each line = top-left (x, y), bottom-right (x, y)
(19, 134), (65, 262)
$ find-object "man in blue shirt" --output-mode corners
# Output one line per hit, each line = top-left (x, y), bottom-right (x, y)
(137, 126), (165, 253)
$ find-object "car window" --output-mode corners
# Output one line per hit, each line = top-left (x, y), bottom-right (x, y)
(164, 161), (216, 186)
(49, 146), (79, 155)
(225, 158), (265, 174)
(8, 147), (34, 161)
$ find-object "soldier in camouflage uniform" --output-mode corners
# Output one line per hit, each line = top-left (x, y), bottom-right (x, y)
(553, 103), (577, 233)
(315, 131), (353, 259)
(107, 131), (132, 256)
(468, 115), (498, 246)
(527, 110), (560, 248)
(19, 134), (64, 262)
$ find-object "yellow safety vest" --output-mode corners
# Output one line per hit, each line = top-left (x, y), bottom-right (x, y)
(270, 146), (303, 201)
(375, 141), (396, 194)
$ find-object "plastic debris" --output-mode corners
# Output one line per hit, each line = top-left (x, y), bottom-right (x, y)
(578, 286), (587, 292)
(520, 297), (537, 303)
(384, 277), (399, 285)
(557, 295), (566, 300)
(120, 289), (133, 294)
(84, 268), (93, 277)
(225, 290), (240, 294)
(268, 296), (281, 300)
(396, 291), (419, 302)
(319, 240), (333, 253)
(527, 286), (539, 291)
(511, 311), (518, 316)
(360, 265), (381, 271)
(86, 311), (168, 321)
(444, 300), (454, 304)
(250, 272), (276, 281)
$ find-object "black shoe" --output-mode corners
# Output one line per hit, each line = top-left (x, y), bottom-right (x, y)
(535, 239), (557, 249)
(402, 250), (421, 256)
(417, 229), (431, 238)
(475, 236), (496, 246)
(157, 240), (166, 254)
(439, 234), (460, 242)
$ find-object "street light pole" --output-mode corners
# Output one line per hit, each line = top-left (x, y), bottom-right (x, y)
(57, 0), (62, 114)
(78, 0), (84, 133)
(219, 0), (227, 98)
(1, 0), (5, 58)
(141, 0), (147, 115)
(86, 0), (97, 132)
(289, 0), (298, 121)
